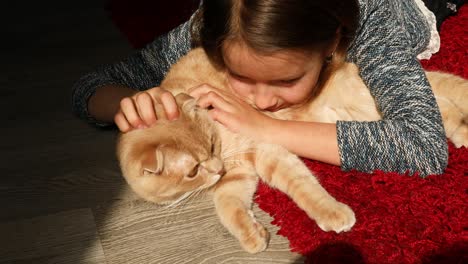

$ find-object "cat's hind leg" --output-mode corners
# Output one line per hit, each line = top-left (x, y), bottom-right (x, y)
(436, 94), (468, 147)
(212, 167), (269, 253)
(429, 71), (468, 147)
(255, 144), (356, 233)
(450, 125), (468, 147)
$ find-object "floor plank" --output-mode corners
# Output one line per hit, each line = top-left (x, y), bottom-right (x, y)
(0, 122), (124, 222)
(93, 194), (303, 264)
(0, 208), (105, 264)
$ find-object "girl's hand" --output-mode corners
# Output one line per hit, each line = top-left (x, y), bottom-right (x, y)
(114, 87), (179, 132)
(189, 84), (275, 141)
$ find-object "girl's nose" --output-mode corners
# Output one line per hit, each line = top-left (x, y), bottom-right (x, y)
(254, 84), (276, 110)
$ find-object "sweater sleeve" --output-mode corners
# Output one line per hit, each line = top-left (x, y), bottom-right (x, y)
(337, 0), (448, 176)
(71, 14), (195, 127)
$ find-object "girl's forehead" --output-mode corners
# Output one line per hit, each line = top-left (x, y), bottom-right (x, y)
(222, 41), (323, 80)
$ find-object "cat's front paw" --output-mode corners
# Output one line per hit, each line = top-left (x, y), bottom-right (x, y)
(315, 201), (356, 233)
(240, 221), (269, 253)
(239, 211), (270, 253)
(450, 124), (468, 148)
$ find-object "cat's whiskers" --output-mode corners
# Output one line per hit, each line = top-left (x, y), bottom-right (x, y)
(186, 188), (207, 203)
(165, 183), (210, 208)
(221, 149), (256, 160)
(223, 159), (250, 166)
(165, 191), (193, 208)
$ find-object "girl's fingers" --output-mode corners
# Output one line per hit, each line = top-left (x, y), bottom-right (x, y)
(114, 110), (131, 133)
(188, 84), (220, 99)
(197, 91), (233, 113)
(120, 97), (145, 129)
(208, 108), (223, 123)
(116, 86), (192, 133)
(159, 91), (179, 120)
(135, 92), (157, 126)
(116, 88), (180, 132)
(190, 84), (236, 110)
(153, 102), (168, 121)
(211, 108), (246, 134)
(146, 88), (179, 120)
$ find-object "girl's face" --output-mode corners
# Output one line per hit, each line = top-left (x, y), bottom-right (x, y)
(222, 41), (328, 111)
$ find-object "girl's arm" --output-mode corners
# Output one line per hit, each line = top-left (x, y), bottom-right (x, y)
(336, 0), (448, 176)
(71, 13), (196, 127)
(189, 85), (343, 166)
(263, 120), (341, 166)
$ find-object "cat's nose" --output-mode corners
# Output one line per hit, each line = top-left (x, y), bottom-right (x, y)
(201, 159), (225, 175)
(217, 167), (226, 176)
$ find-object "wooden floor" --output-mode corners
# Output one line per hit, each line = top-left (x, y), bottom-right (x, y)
(0, 1), (303, 263)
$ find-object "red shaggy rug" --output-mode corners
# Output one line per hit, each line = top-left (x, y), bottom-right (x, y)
(107, 1), (467, 263)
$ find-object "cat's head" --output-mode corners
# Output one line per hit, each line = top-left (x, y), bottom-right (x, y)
(117, 93), (224, 205)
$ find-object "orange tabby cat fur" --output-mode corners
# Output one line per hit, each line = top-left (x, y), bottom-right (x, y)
(117, 48), (467, 253)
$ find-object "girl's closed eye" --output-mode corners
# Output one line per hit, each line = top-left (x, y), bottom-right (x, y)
(229, 71), (254, 84)
(272, 77), (302, 87)
(229, 69), (303, 87)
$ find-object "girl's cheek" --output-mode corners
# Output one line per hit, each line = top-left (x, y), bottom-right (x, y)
(229, 79), (253, 97)
(280, 85), (311, 105)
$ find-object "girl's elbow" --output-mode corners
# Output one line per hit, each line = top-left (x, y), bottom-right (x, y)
(420, 138), (449, 176)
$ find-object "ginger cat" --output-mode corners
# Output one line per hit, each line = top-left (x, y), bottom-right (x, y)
(117, 48), (467, 253)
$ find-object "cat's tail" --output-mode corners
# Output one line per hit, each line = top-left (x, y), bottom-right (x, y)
(426, 71), (468, 147)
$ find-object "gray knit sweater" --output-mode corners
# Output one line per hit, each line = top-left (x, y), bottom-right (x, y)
(71, 0), (448, 176)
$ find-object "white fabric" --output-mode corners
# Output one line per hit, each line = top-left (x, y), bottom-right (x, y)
(414, 0), (441, 60)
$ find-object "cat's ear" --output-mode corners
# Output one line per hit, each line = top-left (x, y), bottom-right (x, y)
(141, 147), (164, 175)
(175, 93), (197, 113)
(212, 134), (222, 156)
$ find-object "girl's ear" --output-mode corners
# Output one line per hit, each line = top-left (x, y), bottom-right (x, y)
(326, 26), (342, 59)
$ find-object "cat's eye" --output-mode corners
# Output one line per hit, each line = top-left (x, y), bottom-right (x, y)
(186, 164), (199, 178)
(211, 139), (215, 154)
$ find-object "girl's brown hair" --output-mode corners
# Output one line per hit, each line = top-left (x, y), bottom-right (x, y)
(193, 0), (359, 95)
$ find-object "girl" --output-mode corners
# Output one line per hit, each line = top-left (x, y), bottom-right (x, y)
(72, 0), (448, 176)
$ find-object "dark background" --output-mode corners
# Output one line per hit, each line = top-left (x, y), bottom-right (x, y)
(1, 1), (135, 262)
